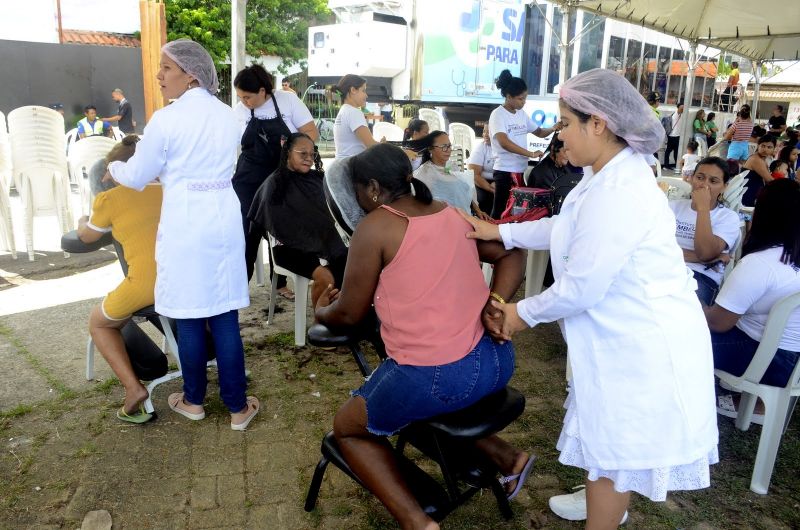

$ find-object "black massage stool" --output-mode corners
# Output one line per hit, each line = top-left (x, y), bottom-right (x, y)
(303, 323), (527, 521)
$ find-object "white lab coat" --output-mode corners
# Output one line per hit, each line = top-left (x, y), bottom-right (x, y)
(499, 147), (718, 470)
(109, 88), (249, 319)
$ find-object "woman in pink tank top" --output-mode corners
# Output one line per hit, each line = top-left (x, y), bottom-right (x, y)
(315, 144), (530, 530)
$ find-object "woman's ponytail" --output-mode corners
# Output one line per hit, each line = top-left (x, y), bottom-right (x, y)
(410, 177), (432, 205)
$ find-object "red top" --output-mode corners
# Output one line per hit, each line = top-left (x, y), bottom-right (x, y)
(374, 205), (488, 366)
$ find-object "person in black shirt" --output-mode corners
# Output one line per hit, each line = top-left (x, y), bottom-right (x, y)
(101, 88), (135, 134)
(526, 136), (570, 189)
(768, 105), (786, 136)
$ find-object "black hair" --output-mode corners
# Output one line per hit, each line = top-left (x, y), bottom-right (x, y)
(548, 135), (565, 157)
(739, 107), (751, 120)
(769, 159), (786, 174)
(402, 118), (428, 142)
(350, 143), (432, 205)
(647, 91), (660, 104)
(758, 134), (777, 146)
(776, 105), (784, 112)
(405, 130), (448, 164)
(743, 179), (800, 268)
(706, 112), (716, 122)
(732, 61), (739, 68)
(84, 105), (97, 112)
(560, 101), (628, 147)
(750, 125), (766, 139)
(335, 74), (366, 99)
(495, 69), (527, 98)
(693, 156), (732, 183)
(233, 64), (274, 94)
(270, 132), (322, 204)
(687, 139), (699, 152)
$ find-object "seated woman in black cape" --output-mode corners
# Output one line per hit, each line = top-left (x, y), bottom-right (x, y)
(249, 133), (348, 307)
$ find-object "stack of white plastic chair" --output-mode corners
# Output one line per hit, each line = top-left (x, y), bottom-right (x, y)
(419, 108), (444, 133)
(722, 171), (748, 214)
(0, 111), (16, 258)
(448, 122), (476, 167)
(372, 121), (404, 142)
(67, 136), (117, 215)
(7, 105), (72, 261)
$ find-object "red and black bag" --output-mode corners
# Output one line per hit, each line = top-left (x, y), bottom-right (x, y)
(495, 186), (552, 224)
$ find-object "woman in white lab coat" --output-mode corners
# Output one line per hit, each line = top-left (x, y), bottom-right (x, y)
(107, 40), (259, 431)
(463, 68), (718, 529)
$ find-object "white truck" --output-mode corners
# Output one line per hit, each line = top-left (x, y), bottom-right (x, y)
(307, 0), (560, 151)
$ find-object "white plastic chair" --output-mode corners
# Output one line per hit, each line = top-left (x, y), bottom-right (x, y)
(656, 176), (692, 200)
(67, 136), (117, 214)
(715, 292), (800, 494)
(722, 171), (748, 213)
(266, 235), (311, 347)
(372, 122), (404, 142)
(0, 111), (16, 258)
(7, 106), (72, 261)
(419, 108), (444, 133)
(448, 123), (476, 165)
(64, 128), (80, 161)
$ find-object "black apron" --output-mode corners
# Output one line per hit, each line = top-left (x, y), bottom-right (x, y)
(232, 95), (293, 280)
(233, 95), (293, 220)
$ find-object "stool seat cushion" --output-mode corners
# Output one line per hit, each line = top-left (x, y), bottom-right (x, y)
(423, 387), (525, 439)
(307, 323), (355, 347)
(61, 230), (113, 253)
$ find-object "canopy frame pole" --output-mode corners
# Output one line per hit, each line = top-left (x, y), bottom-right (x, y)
(231, 0), (247, 107)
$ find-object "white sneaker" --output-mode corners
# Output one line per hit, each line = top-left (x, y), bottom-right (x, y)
(549, 486), (629, 524)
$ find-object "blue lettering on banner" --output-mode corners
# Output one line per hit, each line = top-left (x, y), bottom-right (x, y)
(501, 9), (525, 42)
(529, 109), (559, 128)
(486, 45), (519, 65)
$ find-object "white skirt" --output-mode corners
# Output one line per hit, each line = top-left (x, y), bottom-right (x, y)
(556, 391), (718, 501)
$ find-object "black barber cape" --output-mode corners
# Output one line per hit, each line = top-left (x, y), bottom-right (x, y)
(247, 168), (347, 261)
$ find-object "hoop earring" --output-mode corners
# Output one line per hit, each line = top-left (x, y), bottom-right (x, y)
(372, 196), (378, 202)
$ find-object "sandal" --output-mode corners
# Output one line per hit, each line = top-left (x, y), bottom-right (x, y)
(277, 288), (295, 301)
(116, 403), (153, 424)
(168, 392), (205, 421)
(499, 454), (536, 500)
(231, 396), (260, 431)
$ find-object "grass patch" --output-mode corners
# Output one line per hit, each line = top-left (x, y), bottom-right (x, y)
(92, 378), (119, 395)
(0, 404), (34, 420)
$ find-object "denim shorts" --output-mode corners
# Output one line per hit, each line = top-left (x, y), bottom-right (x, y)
(727, 140), (750, 161)
(711, 326), (800, 387)
(352, 333), (515, 436)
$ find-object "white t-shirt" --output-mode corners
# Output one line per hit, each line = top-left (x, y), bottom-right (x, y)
(488, 105), (538, 172)
(334, 103), (369, 159)
(467, 141), (496, 181)
(669, 199), (740, 285)
(681, 153), (700, 176)
(715, 246), (800, 351)
(233, 90), (314, 137)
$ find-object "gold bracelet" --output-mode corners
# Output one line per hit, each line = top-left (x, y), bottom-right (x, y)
(489, 291), (506, 304)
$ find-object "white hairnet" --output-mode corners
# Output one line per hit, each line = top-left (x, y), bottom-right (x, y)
(559, 68), (664, 155)
(162, 39), (219, 95)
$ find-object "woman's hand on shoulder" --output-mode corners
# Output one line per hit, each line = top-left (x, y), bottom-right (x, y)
(457, 208), (501, 241)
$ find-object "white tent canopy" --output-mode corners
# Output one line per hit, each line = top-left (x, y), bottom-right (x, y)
(549, 0), (800, 62)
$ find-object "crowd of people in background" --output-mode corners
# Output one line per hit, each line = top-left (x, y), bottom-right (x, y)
(71, 36), (800, 530)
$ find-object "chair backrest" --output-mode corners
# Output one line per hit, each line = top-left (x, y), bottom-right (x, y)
(65, 128), (80, 156)
(721, 221), (745, 283)
(68, 136), (116, 180)
(723, 171), (748, 213)
(372, 121), (404, 142)
(656, 176), (692, 200)
(448, 123), (476, 163)
(419, 108), (444, 132)
(0, 111), (11, 186)
(742, 292), (800, 392)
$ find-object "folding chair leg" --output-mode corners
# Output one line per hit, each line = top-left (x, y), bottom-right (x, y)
(294, 277), (309, 347)
(86, 337), (95, 380)
(304, 455), (330, 512)
(489, 478), (514, 519)
(267, 273), (279, 325)
(350, 344), (372, 378)
(255, 241), (265, 287)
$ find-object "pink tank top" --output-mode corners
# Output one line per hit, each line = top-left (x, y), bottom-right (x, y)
(374, 205), (488, 366)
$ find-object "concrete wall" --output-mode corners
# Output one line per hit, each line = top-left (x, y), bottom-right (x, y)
(0, 39), (145, 133)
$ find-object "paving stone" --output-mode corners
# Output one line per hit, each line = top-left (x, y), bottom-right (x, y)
(217, 474), (246, 508)
(191, 446), (244, 477)
(187, 507), (246, 529)
(190, 476), (217, 511)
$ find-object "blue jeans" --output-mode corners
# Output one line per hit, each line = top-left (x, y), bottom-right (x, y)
(176, 310), (247, 412)
(711, 326), (800, 387)
(693, 270), (720, 306)
(353, 333), (515, 436)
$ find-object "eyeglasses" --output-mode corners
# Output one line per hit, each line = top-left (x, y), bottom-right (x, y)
(292, 150), (315, 160)
(432, 143), (452, 151)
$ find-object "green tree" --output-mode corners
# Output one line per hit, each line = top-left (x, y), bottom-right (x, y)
(165, 0), (331, 73)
